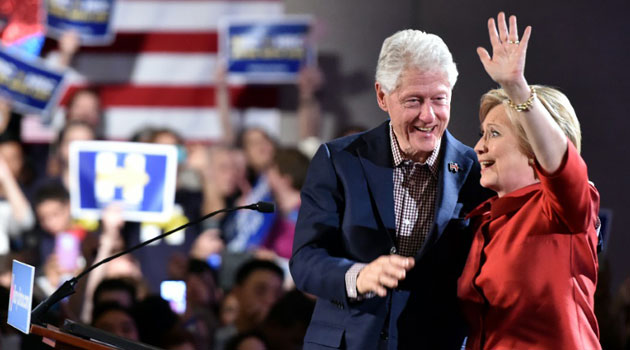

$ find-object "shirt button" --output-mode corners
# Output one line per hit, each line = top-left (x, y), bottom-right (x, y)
(390, 247), (397, 254)
(409, 180), (416, 186)
(403, 219), (411, 225)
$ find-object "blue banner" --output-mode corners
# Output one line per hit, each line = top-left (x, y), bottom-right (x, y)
(45, 0), (116, 46)
(69, 141), (178, 223)
(220, 16), (314, 83)
(0, 47), (66, 115)
(8, 260), (35, 334)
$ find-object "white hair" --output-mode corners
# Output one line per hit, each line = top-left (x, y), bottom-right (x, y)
(375, 29), (458, 93)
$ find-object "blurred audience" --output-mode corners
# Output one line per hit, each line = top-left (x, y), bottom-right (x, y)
(214, 259), (284, 350)
(91, 302), (140, 341)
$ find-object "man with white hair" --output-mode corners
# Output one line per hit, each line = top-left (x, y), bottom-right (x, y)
(290, 30), (491, 349)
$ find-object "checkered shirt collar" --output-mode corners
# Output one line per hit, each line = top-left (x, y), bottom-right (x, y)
(389, 123), (441, 176)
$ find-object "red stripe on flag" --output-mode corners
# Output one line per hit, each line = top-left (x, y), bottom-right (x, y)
(60, 85), (279, 108)
(42, 32), (218, 54)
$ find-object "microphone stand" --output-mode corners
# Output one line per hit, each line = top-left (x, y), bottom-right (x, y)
(31, 201), (274, 325)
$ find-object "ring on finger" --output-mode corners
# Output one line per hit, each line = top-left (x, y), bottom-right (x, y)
(507, 39), (520, 44)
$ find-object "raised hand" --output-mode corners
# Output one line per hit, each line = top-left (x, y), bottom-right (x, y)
(477, 12), (531, 89)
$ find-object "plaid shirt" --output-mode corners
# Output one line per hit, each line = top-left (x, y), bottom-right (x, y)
(389, 125), (440, 256)
(345, 125), (441, 297)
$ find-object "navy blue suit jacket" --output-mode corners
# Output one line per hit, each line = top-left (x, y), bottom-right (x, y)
(290, 121), (490, 349)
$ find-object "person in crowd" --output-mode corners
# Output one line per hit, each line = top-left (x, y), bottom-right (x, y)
(290, 28), (490, 349)
(159, 327), (197, 350)
(93, 278), (137, 310)
(134, 295), (181, 346)
(296, 66), (325, 159)
(33, 183), (87, 271)
(80, 204), (128, 323)
(262, 147), (310, 259)
(91, 302), (140, 341)
(457, 13), (600, 349)
(64, 88), (103, 135)
(182, 258), (221, 350)
(0, 138), (34, 254)
(186, 144), (242, 230)
(32, 182), (97, 322)
(258, 289), (315, 350)
(224, 331), (269, 350)
(220, 128), (277, 255)
(214, 259), (284, 350)
(45, 120), (96, 188)
(219, 292), (240, 328)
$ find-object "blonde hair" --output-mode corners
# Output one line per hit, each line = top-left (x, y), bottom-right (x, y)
(479, 85), (582, 159)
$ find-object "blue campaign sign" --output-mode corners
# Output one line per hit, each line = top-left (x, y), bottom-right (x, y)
(7, 260), (35, 334)
(69, 141), (178, 223)
(0, 47), (66, 115)
(44, 0), (117, 46)
(220, 15), (315, 83)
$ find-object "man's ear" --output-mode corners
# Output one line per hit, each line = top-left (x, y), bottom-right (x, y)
(375, 82), (388, 112)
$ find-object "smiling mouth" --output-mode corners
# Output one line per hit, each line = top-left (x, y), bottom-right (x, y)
(413, 126), (434, 133)
(480, 160), (495, 169)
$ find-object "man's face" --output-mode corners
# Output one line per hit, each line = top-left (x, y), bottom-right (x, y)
(234, 269), (283, 324)
(36, 199), (71, 234)
(92, 310), (139, 341)
(67, 91), (101, 127)
(376, 69), (451, 162)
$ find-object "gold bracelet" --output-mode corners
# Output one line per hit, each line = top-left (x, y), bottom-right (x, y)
(507, 86), (537, 112)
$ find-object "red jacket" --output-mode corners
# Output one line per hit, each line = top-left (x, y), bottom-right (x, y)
(457, 143), (601, 350)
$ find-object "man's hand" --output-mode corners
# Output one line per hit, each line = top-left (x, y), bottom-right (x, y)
(356, 255), (415, 297)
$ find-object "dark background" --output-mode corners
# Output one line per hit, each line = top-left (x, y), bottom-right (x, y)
(285, 0), (630, 294)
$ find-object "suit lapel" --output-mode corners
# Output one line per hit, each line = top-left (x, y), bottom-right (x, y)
(357, 122), (396, 238)
(432, 131), (474, 240)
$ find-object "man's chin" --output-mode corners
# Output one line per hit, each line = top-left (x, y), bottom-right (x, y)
(410, 140), (436, 154)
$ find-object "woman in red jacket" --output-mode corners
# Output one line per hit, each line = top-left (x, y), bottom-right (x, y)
(457, 12), (601, 350)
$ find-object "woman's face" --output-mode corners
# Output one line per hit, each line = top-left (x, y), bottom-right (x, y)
(243, 129), (275, 173)
(474, 105), (537, 197)
(60, 124), (95, 164)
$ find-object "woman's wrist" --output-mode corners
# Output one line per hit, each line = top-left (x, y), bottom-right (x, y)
(501, 77), (530, 103)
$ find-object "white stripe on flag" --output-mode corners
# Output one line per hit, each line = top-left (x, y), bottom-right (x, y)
(104, 107), (281, 141)
(113, 1), (284, 32)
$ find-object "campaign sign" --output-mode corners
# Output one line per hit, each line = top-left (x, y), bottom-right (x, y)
(0, 47), (66, 115)
(69, 141), (178, 223)
(220, 15), (315, 83)
(7, 260), (35, 334)
(44, 0), (117, 46)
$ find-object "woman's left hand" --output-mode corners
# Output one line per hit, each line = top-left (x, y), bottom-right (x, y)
(478, 12), (531, 89)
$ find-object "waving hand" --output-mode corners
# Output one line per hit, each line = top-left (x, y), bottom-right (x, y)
(478, 12), (531, 89)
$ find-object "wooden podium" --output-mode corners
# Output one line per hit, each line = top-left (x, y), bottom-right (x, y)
(30, 324), (116, 350)
(29, 322), (164, 350)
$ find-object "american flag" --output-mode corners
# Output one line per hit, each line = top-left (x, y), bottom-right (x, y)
(42, 0), (286, 142)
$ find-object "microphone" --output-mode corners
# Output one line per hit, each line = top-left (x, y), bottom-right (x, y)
(251, 201), (275, 213)
(31, 201), (275, 325)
